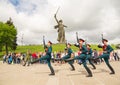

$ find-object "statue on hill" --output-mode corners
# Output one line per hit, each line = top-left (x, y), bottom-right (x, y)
(54, 8), (67, 43)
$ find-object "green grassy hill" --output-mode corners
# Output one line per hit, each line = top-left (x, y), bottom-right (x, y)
(0, 44), (116, 60)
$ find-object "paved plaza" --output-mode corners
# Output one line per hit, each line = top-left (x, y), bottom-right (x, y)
(0, 60), (120, 85)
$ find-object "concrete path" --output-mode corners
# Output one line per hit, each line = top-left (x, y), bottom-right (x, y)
(0, 61), (120, 85)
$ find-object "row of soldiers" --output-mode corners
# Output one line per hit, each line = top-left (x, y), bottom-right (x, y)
(26, 38), (115, 77)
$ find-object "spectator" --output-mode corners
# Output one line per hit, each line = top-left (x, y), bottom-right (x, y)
(113, 51), (120, 61)
(3, 54), (7, 63)
(32, 52), (38, 61)
(8, 53), (12, 64)
(92, 49), (100, 64)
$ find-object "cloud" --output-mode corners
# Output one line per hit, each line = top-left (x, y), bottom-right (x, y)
(0, 0), (120, 45)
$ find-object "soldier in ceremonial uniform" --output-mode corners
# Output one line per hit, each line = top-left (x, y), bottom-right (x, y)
(96, 39), (115, 74)
(86, 44), (96, 69)
(29, 41), (55, 76)
(66, 39), (93, 77)
(62, 43), (75, 71)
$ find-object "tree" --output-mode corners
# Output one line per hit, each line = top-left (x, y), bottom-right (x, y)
(12, 36), (17, 51)
(0, 18), (17, 55)
(0, 40), (3, 52)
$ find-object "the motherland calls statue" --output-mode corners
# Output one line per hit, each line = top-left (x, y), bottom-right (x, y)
(54, 13), (67, 43)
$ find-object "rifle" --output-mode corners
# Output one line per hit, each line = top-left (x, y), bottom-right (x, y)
(85, 39), (87, 46)
(76, 32), (79, 43)
(98, 34), (104, 48)
(101, 33), (104, 43)
(74, 32), (80, 48)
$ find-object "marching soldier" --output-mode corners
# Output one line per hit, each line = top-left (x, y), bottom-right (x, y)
(96, 39), (115, 74)
(86, 44), (96, 69)
(66, 39), (93, 77)
(62, 43), (75, 71)
(29, 41), (55, 76)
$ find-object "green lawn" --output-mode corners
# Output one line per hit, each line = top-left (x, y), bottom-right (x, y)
(0, 44), (117, 60)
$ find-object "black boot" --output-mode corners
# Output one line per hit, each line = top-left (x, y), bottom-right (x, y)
(91, 63), (96, 69)
(107, 64), (115, 74)
(49, 67), (55, 76)
(92, 65), (96, 69)
(78, 62), (82, 65)
(70, 64), (75, 71)
(84, 66), (92, 77)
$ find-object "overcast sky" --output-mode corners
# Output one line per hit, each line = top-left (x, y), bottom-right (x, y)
(0, 0), (120, 45)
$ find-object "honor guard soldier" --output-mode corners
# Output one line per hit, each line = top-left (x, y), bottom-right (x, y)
(29, 41), (55, 76)
(96, 39), (115, 74)
(86, 44), (96, 69)
(66, 39), (93, 77)
(62, 43), (75, 71)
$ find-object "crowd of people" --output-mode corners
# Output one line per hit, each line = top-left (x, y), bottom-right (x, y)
(3, 52), (47, 65)
(2, 48), (119, 65)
